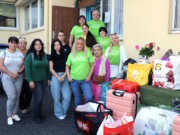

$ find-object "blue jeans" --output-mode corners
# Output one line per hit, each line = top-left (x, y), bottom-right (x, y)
(70, 80), (93, 108)
(51, 72), (71, 118)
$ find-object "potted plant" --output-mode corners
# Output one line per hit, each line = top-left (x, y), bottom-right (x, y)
(135, 42), (160, 63)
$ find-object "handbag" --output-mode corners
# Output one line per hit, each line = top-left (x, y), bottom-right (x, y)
(92, 74), (106, 84)
(74, 102), (113, 135)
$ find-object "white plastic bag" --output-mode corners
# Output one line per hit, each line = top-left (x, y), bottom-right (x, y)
(97, 115), (114, 135)
(134, 107), (179, 135)
(153, 59), (180, 90)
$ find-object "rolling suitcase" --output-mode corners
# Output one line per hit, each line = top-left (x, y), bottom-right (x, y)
(172, 116), (180, 135)
(106, 89), (140, 119)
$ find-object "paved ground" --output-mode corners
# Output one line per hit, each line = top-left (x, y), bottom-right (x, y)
(0, 88), (82, 135)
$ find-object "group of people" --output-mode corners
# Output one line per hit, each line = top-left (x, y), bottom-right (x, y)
(0, 10), (127, 126)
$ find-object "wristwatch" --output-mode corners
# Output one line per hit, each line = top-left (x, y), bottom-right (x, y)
(18, 72), (21, 75)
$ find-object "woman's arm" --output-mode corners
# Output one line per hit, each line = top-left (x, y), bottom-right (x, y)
(66, 65), (72, 82)
(69, 35), (74, 48)
(18, 59), (25, 74)
(49, 61), (60, 80)
(105, 59), (110, 82)
(85, 62), (95, 81)
(0, 58), (14, 76)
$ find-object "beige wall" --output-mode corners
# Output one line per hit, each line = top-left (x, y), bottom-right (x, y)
(123, 0), (180, 60)
(0, 30), (19, 44)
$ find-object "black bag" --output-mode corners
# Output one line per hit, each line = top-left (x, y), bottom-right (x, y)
(74, 102), (113, 135)
(121, 58), (137, 79)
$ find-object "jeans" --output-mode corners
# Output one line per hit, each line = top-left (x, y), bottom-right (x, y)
(31, 80), (47, 119)
(51, 73), (71, 118)
(2, 75), (23, 116)
(19, 79), (32, 110)
(70, 80), (93, 108)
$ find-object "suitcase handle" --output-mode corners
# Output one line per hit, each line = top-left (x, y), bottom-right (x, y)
(112, 90), (125, 97)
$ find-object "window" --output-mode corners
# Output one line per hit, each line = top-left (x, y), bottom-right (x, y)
(172, 0), (180, 31)
(24, 0), (44, 31)
(103, 0), (123, 36)
(0, 2), (17, 28)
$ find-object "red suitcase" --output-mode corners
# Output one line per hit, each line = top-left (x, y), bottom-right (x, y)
(172, 115), (180, 135)
(106, 89), (140, 120)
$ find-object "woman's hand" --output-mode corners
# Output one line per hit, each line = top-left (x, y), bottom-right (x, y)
(10, 73), (18, 80)
(29, 81), (35, 89)
(85, 76), (91, 82)
(48, 80), (50, 86)
(67, 76), (73, 82)
(59, 75), (65, 82)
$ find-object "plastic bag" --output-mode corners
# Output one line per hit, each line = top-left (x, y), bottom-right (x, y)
(104, 115), (134, 135)
(134, 107), (179, 135)
(153, 59), (180, 90)
(75, 102), (112, 135)
(127, 63), (152, 85)
(111, 79), (140, 93)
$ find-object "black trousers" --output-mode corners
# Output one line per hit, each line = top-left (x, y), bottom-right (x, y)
(31, 80), (47, 118)
(19, 79), (32, 110)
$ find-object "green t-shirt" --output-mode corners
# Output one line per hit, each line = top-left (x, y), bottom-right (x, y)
(108, 46), (120, 65)
(66, 51), (94, 80)
(70, 25), (83, 39)
(87, 20), (105, 38)
(96, 37), (111, 54)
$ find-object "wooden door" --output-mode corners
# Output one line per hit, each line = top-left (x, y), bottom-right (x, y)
(52, 6), (79, 43)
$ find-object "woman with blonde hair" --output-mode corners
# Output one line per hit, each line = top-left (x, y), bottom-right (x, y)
(18, 37), (32, 114)
(105, 34), (127, 78)
(66, 37), (94, 108)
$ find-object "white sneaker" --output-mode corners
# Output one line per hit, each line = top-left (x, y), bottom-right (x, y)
(7, 117), (13, 125)
(12, 115), (21, 121)
(58, 116), (65, 120)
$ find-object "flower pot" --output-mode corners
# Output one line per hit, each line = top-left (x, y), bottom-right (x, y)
(138, 55), (149, 64)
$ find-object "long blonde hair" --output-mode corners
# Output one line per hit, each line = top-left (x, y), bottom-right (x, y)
(72, 37), (87, 57)
(109, 34), (120, 53)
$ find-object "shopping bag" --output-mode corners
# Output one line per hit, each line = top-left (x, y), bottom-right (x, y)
(111, 79), (140, 93)
(104, 115), (134, 135)
(97, 115), (114, 135)
(153, 58), (180, 90)
(74, 102), (113, 135)
(100, 82), (111, 105)
(127, 63), (152, 85)
(134, 107), (179, 135)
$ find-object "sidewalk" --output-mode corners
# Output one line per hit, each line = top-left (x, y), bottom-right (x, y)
(0, 89), (82, 135)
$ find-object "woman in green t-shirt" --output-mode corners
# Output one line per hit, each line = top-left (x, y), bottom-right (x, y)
(105, 34), (127, 78)
(69, 15), (86, 48)
(82, 24), (97, 51)
(96, 27), (111, 54)
(25, 39), (51, 124)
(66, 37), (94, 108)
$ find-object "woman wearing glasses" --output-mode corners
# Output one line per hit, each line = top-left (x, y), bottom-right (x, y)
(105, 34), (127, 78)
